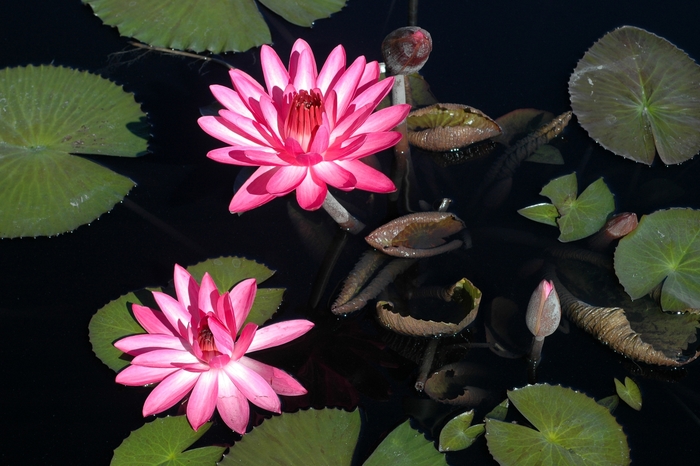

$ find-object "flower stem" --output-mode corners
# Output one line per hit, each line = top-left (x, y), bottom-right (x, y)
(322, 191), (366, 234)
(388, 74), (414, 212)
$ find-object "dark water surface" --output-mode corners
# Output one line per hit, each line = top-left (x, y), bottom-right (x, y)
(1, 0), (699, 464)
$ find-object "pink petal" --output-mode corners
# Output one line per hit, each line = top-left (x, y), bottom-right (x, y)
(317, 45), (346, 96)
(228, 278), (257, 333)
(247, 319), (314, 353)
(239, 357), (308, 396)
(207, 147), (279, 166)
(295, 171), (327, 210)
(308, 124), (330, 154)
(216, 371), (250, 434)
(322, 90), (339, 129)
(229, 166), (278, 213)
(116, 365), (178, 386)
(142, 369), (199, 416)
(232, 323), (258, 360)
(218, 110), (274, 147)
(198, 115), (268, 147)
(115, 334), (186, 354)
(312, 162), (356, 190)
(210, 85), (254, 119)
(355, 104), (411, 134)
(329, 103), (374, 146)
(198, 273), (219, 316)
(260, 44), (290, 97)
(266, 165), (308, 195)
(289, 39), (317, 90)
(340, 131), (403, 160)
(258, 95), (283, 142)
(225, 362), (281, 413)
(132, 348), (200, 368)
(208, 316), (234, 357)
(173, 264), (199, 315)
(187, 370), (219, 431)
(217, 292), (236, 336)
(228, 69), (266, 117)
(347, 78), (394, 114)
(331, 55), (365, 119)
(132, 304), (175, 336)
(152, 292), (191, 335)
(324, 134), (367, 161)
(335, 159), (396, 192)
(357, 61), (380, 94)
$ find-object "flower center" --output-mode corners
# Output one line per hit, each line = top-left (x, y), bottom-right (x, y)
(197, 324), (217, 353)
(284, 89), (323, 152)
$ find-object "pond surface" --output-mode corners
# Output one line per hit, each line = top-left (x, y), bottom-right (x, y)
(1, 0), (699, 464)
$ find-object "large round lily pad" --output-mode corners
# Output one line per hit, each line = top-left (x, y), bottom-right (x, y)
(485, 384), (630, 465)
(569, 26), (700, 165)
(615, 208), (700, 311)
(0, 65), (148, 238)
(85, 0), (346, 53)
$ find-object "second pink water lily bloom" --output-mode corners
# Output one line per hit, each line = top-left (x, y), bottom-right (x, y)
(114, 264), (314, 433)
(198, 38), (411, 212)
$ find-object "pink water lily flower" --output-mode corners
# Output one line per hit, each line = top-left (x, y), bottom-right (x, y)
(198, 38), (411, 213)
(115, 264), (314, 433)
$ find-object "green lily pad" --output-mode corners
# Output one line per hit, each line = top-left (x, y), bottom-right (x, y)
(364, 419), (446, 466)
(597, 395), (619, 412)
(569, 26), (700, 165)
(614, 208), (700, 311)
(89, 257), (285, 372)
(519, 173), (615, 242)
(85, 0), (345, 54)
(485, 399), (510, 421)
(485, 384), (630, 466)
(614, 377), (642, 411)
(527, 145), (564, 165)
(220, 408), (360, 465)
(439, 410), (485, 452)
(111, 416), (225, 465)
(517, 203), (559, 227)
(0, 65), (147, 238)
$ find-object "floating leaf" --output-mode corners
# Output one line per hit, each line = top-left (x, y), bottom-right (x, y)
(485, 384), (630, 466)
(485, 399), (510, 421)
(112, 416), (224, 465)
(614, 208), (700, 311)
(520, 172), (615, 242)
(220, 408), (359, 465)
(517, 203), (559, 227)
(365, 212), (465, 258)
(493, 108), (555, 147)
(424, 362), (492, 406)
(90, 257), (285, 371)
(364, 419), (446, 466)
(407, 104), (501, 152)
(0, 65), (147, 238)
(85, 0), (345, 53)
(597, 395), (620, 412)
(526, 145), (564, 165)
(375, 278), (481, 336)
(553, 257), (700, 366)
(439, 410), (485, 452)
(614, 377), (642, 411)
(569, 26), (700, 165)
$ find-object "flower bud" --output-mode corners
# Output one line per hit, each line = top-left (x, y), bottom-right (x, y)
(525, 279), (561, 339)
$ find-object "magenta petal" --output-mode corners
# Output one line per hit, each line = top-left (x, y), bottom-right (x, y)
(208, 316), (234, 357)
(341, 131), (403, 160)
(357, 61), (380, 94)
(317, 45), (346, 96)
(116, 365), (178, 386)
(210, 85), (254, 118)
(239, 357), (308, 396)
(260, 45), (290, 96)
(132, 304), (175, 336)
(308, 124), (330, 155)
(228, 69), (266, 116)
(225, 362), (281, 413)
(142, 369), (199, 417)
(293, 47), (317, 91)
(198, 273), (219, 316)
(216, 371), (250, 434)
(330, 103), (373, 146)
(198, 115), (267, 147)
(217, 293), (237, 337)
(229, 167), (278, 213)
(332, 55), (365, 118)
(232, 322), (258, 360)
(173, 264), (199, 315)
(356, 104), (411, 134)
(186, 370), (219, 431)
(228, 278), (257, 333)
(115, 334), (185, 354)
(152, 292), (191, 335)
(266, 165), (307, 195)
(247, 319), (314, 353)
(312, 162), (356, 190)
(207, 147), (273, 166)
(295, 172), (327, 210)
(335, 159), (396, 192)
(132, 348), (200, 368)
(348, 78), (394, 114)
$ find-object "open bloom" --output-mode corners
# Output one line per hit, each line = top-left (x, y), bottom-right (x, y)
(198, 38), (411, 212)
(115, 264), (314, 433)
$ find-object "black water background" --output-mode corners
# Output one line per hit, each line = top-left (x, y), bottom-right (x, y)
(1, 0), (699, 464)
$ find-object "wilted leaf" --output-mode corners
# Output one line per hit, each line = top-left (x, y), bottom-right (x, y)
(569, 26), (700, 165)
(424, 362), (492, 406)
(485, 384), (630, 466)
(407, 104), (501, 151)
(614, 377), (642, 411)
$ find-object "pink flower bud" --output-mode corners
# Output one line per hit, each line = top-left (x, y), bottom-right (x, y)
(525, 279), (562, 338)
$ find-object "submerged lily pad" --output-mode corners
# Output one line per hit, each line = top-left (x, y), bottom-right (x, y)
(569, 26), (700, 165)
(89, 257), (284, 372)
(407, 104), (501, 152)
(518, 172), (615, 242)
(614, 208), (700, 311)
(554, 257), (700, 366)
(112, 416), (224, 465)
(0, 65), (147, 238)
(485, 384), (630, 466)
(85, 0), (345, 53)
